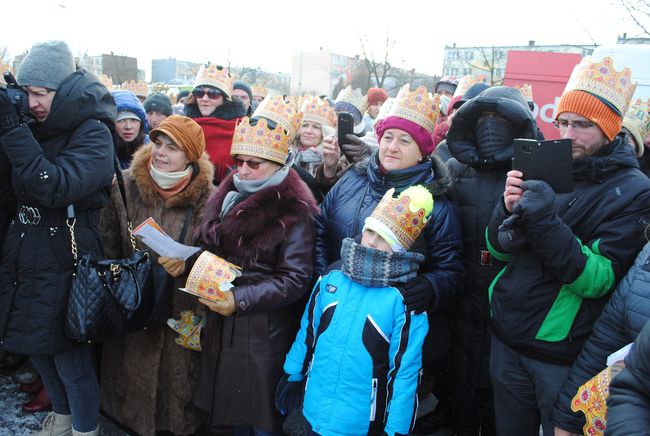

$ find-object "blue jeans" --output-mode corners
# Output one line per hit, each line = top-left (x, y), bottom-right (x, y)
(31, 343), (99, 432)
(489, 334), (571, 436)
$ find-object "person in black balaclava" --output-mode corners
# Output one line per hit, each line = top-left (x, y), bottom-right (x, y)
(420, 86), (543, 436)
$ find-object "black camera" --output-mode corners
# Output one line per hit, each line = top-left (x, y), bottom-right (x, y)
(2, 71), (30, 117)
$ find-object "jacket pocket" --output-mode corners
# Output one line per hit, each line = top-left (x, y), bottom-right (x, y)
(370, 377), (378, 421)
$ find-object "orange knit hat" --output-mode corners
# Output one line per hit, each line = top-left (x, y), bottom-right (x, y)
(556, 90), (622, 142)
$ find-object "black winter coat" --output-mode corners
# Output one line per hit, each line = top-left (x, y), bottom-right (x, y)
(551, 242), (650, 432)
(486, 137), (650, 365)
(606, 318), (650, 435)
(0, 69), (115, 355)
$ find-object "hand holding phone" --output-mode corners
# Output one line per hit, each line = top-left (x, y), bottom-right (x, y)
(337, 112), (355, 160)
(512, 139), (573, 193)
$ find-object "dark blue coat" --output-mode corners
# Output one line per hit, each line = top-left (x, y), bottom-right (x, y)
(315, 152), (463, 315)
(0, 69), (115, 355)
(551, 242), (650, 432)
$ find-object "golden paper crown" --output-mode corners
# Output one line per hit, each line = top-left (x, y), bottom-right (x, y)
(284, 96), (299, 112)
(514, 83), (534, 102)
(252, 96), (303, 138)
(301, 95), (337, 128)
(563, 56), (636, 116)
(335, 85), (368, 115)
(184, 251), (241, 301)
(252, 84), (268, 98)
(368, 187), (433, 250)
(121, 80), (149, 97)
(100, 74), (114, 90)
(388, 84), (440, 134)
(453, 75), (482, 98)
(623, 98), (650, 156)
(195, 64), (234, 97)
(231, 116), (303, 165)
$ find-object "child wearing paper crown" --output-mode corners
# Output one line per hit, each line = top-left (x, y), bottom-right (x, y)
(279, 185), (432, 436)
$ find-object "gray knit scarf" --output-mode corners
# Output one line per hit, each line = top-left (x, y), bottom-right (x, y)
(219, 165), (290, 219)
(339, 237), (424, 288)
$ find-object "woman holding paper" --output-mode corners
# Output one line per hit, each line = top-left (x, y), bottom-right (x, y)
(99, 115), (214, 436)
(171, 109), (319, 435)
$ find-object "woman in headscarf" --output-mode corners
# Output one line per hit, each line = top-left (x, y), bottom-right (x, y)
(99, 115), (215, 436)
(112, 89), (149, 169)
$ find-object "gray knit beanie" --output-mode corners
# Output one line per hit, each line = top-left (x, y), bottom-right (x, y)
(17, 40), (76, 90)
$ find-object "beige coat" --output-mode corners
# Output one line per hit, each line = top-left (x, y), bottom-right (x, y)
(99, 144), (215, 436)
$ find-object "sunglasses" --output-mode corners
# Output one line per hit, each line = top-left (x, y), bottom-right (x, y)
(233, 157), (265, 170)
(192, 87), (223, 100)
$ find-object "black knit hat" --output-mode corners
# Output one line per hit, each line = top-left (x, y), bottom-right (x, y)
(144, 92), (173, 116)
(233, 80), (253, 102)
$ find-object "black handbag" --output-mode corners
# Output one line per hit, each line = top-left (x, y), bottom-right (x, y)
(64, 156), (154, 342)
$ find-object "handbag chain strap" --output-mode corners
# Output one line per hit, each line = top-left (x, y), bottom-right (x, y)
(67, 217), (78, 262)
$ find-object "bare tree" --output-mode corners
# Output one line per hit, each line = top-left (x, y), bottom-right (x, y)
(620, 0), (650, 36)
(234, 66), (263, 84)
(456, 47), (504, 86)
(360, 33), (394, 89)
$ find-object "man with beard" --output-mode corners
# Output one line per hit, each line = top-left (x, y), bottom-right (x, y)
(485, 56), (650, 435)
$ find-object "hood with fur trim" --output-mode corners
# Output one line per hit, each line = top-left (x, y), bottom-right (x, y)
(183, 97), (246, 121)
(129, 143), (214, 209)
(199, 169), (318, 259)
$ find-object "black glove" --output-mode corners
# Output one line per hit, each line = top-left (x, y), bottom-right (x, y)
(398, 275), (434, 314)
(275, 373), (305, 416)
(497, 212), (527, 251)
(341, 133), (371, 163)
(0, 91), (20, 137)
(512, 179), (556, 224)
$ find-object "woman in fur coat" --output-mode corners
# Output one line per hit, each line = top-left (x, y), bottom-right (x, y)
(99, 115), (215, 436)
(161, 114), (318, 434)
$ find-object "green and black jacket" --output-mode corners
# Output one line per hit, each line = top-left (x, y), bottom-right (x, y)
(486, 137), (650, 365)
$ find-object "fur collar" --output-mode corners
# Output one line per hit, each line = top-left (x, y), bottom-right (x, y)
(199, 169), (318, 258)
(183, 98), (246, 120)
(128, 144), (214, 208)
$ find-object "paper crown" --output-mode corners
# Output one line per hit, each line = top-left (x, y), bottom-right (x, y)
(252, 84), (268, 98)
(0, 61), (12, 86)
(453, 75), (483, 98)
(100, 74), (114, 90)
(167, 310), (204, 352)
(252, 95), (303, 138)
(335, 85), (368, 115)
(194, 64), (234, 98)
(231, 116), (303, 164)
(562, 56), (636, 116)
(623, 98), (650, 157)
(388, 84), (440, 134)
(183, 251), (241, 301)
(514, 83), (534, 102)
(301, 95), (337, 128)
(121, 80), (149, 98)
(365, 186), (434, 251)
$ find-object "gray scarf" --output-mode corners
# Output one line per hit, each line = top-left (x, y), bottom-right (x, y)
(219, 165), (290, 219)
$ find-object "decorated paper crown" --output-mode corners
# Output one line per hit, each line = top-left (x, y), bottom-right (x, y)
(388, 84), (440, 134)
(252, 84), (268, 98)
(167, 310), (204, 352)
(563, 56), (636, 116)
(623, 98), (650, 157)
(335, 85), (368, 115)
(252, 95), (303, 138)
(182, 251), (242, 301)
(231, 116), (303, 165)
(453, 75), (483, 98)
(195, 64), (234, 97)
(100, 74), (114, 90)
(514, 83), (534, 102)
(301, 95), (337, 128)
(121, 80), (149, 98)
(364, 186), (434, 252)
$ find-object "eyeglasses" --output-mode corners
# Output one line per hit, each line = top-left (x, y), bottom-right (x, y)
(553, 119), (595, 131)
(192, 87), (223, 100)
(233, 157), (265, 170)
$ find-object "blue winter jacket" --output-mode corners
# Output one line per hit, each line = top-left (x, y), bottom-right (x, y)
(551, 242), (650, 432)
(315, 153), (463, 314)
(284, 270), (428, 436)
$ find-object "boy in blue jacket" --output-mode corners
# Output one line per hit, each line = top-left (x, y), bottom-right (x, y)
(279, 185), (432, 436)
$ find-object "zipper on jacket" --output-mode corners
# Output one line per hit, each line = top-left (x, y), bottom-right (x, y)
(370, 377), (378, 421)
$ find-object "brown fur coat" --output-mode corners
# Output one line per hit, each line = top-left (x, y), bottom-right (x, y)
(99, 144), (215, 436)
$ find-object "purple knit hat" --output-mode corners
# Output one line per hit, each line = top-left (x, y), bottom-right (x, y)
(375, 116), (436, 156)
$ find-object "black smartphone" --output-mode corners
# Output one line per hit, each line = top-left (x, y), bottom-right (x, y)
(337, 112), (354, 147)
(512, 138), (574, 193)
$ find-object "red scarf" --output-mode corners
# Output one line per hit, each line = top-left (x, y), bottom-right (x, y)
(195, 117), (240, 184)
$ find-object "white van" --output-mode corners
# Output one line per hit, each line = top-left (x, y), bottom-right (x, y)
(590, 44), (650, 102)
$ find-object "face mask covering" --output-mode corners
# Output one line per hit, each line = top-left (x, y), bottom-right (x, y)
(475, 116), (516, 159)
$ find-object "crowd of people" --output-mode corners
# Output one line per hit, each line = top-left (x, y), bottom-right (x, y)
(0, 39), (650, 436)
